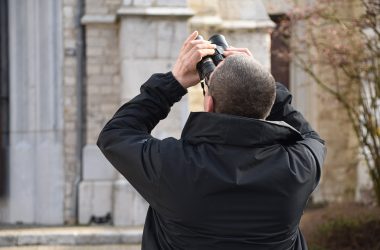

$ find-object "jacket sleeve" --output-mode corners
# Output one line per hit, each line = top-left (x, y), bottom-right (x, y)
(267, 82), (327, 188)
(97, 72), (187, 205)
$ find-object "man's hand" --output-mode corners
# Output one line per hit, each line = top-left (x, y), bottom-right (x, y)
(172, 31), (216, 89)
(223, 47), (253, 58)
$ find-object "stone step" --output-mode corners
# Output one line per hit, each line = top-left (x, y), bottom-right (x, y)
(0, 245), (141, 250)
(0, 226), (143, 248)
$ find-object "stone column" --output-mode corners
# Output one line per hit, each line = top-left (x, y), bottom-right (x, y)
(187, 0), (221, 111)
(6, 0), (64, 224)
(217, 0), (275, 70)
(113, 0), (193, 226)
(78, 0), (122, 225)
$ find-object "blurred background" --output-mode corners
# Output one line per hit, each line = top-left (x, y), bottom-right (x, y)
(0, 0), (379, 249)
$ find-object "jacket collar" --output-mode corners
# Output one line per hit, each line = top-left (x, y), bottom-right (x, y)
(181, 112), (303, 146)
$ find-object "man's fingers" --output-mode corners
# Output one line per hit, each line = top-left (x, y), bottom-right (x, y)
(182, 40), (213, 54)
(225, 47), (253, 57)
(181, 40), (215, 59)
(190, 39), (212, 45)
(191, 43), (216, 50)
(190, 49), (216, 63)
(223, 51), (247, 57)
(226, 47), (251, 52)
(183, 31), (198, 46)
(181, 31), (199, 52)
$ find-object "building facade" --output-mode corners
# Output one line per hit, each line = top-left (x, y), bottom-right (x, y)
(0, 0), (370, 225)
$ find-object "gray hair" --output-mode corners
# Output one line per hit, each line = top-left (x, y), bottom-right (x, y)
(208, 55), (276, 119)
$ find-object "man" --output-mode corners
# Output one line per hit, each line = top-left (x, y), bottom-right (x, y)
(97, 31), (326, 250)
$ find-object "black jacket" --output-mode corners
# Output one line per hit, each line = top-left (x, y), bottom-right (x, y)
(97, 72), (326, 250)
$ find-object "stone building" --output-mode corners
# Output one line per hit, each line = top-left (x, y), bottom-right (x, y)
(0, 0), (370, 226)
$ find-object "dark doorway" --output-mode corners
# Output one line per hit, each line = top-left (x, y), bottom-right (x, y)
(270, 14), (291, 89)
(0, 0), (9, 196)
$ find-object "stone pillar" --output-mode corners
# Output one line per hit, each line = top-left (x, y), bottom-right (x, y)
(113, 0), (193, 226)
(6, 0), (64, 224)
(186, 0), (221, 111)
(217, 0), (275, 70)
(78, 0), (122, 225)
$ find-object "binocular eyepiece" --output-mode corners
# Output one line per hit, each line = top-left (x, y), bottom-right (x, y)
(196, 34), (229, 81)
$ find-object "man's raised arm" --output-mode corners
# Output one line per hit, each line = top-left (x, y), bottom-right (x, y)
(267, 82), (327, 186)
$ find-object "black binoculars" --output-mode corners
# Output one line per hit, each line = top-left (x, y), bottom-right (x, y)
(196, 34), (229, 81)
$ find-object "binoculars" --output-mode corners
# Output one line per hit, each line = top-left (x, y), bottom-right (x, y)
(196, 34), (229, 81)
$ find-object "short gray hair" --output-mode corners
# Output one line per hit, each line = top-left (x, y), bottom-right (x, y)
(208, 55), (276, 119)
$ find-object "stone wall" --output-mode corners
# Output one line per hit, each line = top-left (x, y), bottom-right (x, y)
(84, 24), (121, 145)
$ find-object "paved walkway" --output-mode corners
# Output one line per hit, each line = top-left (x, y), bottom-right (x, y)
(0, 226), (143, 249)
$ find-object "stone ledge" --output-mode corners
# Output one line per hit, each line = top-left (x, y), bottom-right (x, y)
(0, 226), (143, 247)
(190, 18), (275, 31)
(189, 16), (222, 27)
(221, 20), (275, 30)
(117, 6), (193, 17)
(81, 15), (117, 25)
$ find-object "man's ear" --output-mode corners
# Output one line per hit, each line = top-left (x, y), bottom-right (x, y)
(204, 95), (214, 113)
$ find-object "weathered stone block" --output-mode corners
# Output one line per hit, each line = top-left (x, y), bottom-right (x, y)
(102, 65), (118, 74)
(63, 6), (74, 19)
(106, 0), (122, 5)
(224, 32), (271, 71)
(63, 0), (76, 6)
(87, 47), (104, 57)
(87, 64), (102, 75)
(152, 96), (188, 139)
(156, 20), (187, 59)
(120, 17), (157, 59)
(83, 144), (117, 180)
(87, 38), (108, 47)
(86, 29), (101, 37)
(86, 6), (110, 15)
(218, 0), (270, 21)
(132, 0), (153, 6)
(88, 75), (113, 85)
(75, 232), (120, 245)
(156, 0), (187, 6)
(121, 59), (173, 100)
(79, 181), (113, 224)
(113, 179), (149, 226)
(0, 236), (17, 247)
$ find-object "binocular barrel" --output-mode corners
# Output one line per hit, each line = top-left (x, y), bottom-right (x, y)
(196, 34), (229, 80)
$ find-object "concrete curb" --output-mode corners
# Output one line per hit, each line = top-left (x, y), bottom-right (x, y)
(0, 226), (143, 247)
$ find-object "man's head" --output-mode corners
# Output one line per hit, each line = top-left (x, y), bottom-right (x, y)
(204, 55), (276, 119)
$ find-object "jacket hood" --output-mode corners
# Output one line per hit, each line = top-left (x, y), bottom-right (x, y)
(181, 112), (303, 146)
